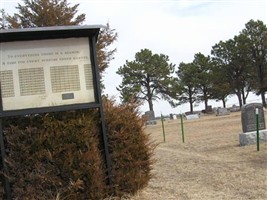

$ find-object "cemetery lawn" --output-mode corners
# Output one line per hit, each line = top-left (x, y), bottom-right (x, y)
(130, 111), (267, 200)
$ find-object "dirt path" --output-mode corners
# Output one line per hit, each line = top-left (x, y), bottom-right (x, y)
(130, 111), (267, 200)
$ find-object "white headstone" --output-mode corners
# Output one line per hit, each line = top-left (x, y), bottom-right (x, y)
(185, 114), (199, 120)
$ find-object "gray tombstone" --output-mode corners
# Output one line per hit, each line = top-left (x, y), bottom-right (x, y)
(241, 103), (265, 133)
(230, 104), (240, 112)
(144, 110), (155, 121)
(145, 120), (157, 125)
(206, 105), (213, 113)
(216, 107), (230, 116)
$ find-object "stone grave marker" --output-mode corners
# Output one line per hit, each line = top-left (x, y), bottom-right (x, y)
(206, 105), (213, 113)
(239, 103), (267, 146)
(241, 103), (265, 133)
(185, 114), (199, 120)
(169, 113), (177, 120)
(230, 104), (240, 112)
(144, 110), (155, 121)
(143, 110), (157, 125)
(216, 107), (230, 116)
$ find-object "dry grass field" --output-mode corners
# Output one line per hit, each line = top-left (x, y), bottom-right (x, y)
(130, 111), (267, 200)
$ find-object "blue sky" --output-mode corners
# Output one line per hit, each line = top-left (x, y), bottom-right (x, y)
(1, 0), (267, 116)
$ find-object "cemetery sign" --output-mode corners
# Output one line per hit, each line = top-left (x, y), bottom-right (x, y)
(0, 25), (103, 117)
(0, 26), (113, 198)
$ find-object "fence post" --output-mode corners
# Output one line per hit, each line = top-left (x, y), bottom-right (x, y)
(180, 114), (185, 143)
(161, 114), (166, 142)
(256, 108), (260, 151)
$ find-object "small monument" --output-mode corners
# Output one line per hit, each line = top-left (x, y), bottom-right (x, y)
(143, 110), (157, 125)
(239, 103), (267, 146)
(169, 113), (177, 120)
(206, 105), (213, 114)
(229, 104), (240, 112)
(216, 107), (230, 116)
(185, 113), (200, 120)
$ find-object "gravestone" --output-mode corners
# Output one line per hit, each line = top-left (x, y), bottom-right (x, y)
(230, 104), (240, 112)
(145, 120), (157, 125)
(241, 103), (265, 132)
(206, 105), (213, 113)
(185, 114), (199, 120)
(143, 110), (157, 125)
(169, 113), (177, 120)
(239, 103), (267, 146)
(144, 110), (155, 121)
(216, 107), (230, 116)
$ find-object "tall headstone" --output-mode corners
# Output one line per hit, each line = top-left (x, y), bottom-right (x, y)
(241, 103), (265, 132)
(239, 103), (267, 146)
(144, 110), (155, 121)
(143, 110), (157, 125)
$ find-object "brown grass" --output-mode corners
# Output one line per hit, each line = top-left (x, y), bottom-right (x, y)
(129, 111), (267, 200)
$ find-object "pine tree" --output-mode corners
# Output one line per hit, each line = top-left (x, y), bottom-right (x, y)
(2, 0), (117, 76)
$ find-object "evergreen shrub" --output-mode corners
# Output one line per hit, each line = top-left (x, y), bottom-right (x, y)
(0, 99), (155, 199)
(104, 99), (155, 197)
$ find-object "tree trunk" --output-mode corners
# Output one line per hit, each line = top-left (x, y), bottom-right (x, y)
(256, 62), (265, 107)
(146, 76), (154, 111)
(204, 99), (208, 111)
(261, 91), (266, 108)
(148, 99), (154, 111)
(237, 93), (243, 108)
(222, 99), (226, 108)
(189, 102), (193, 114)
(189, 92), (194, 114)
(202, 88), (209, 111)
(241, 89), (246, 105)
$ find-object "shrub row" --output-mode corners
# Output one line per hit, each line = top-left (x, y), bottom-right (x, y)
(0, 99), (155, 199)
